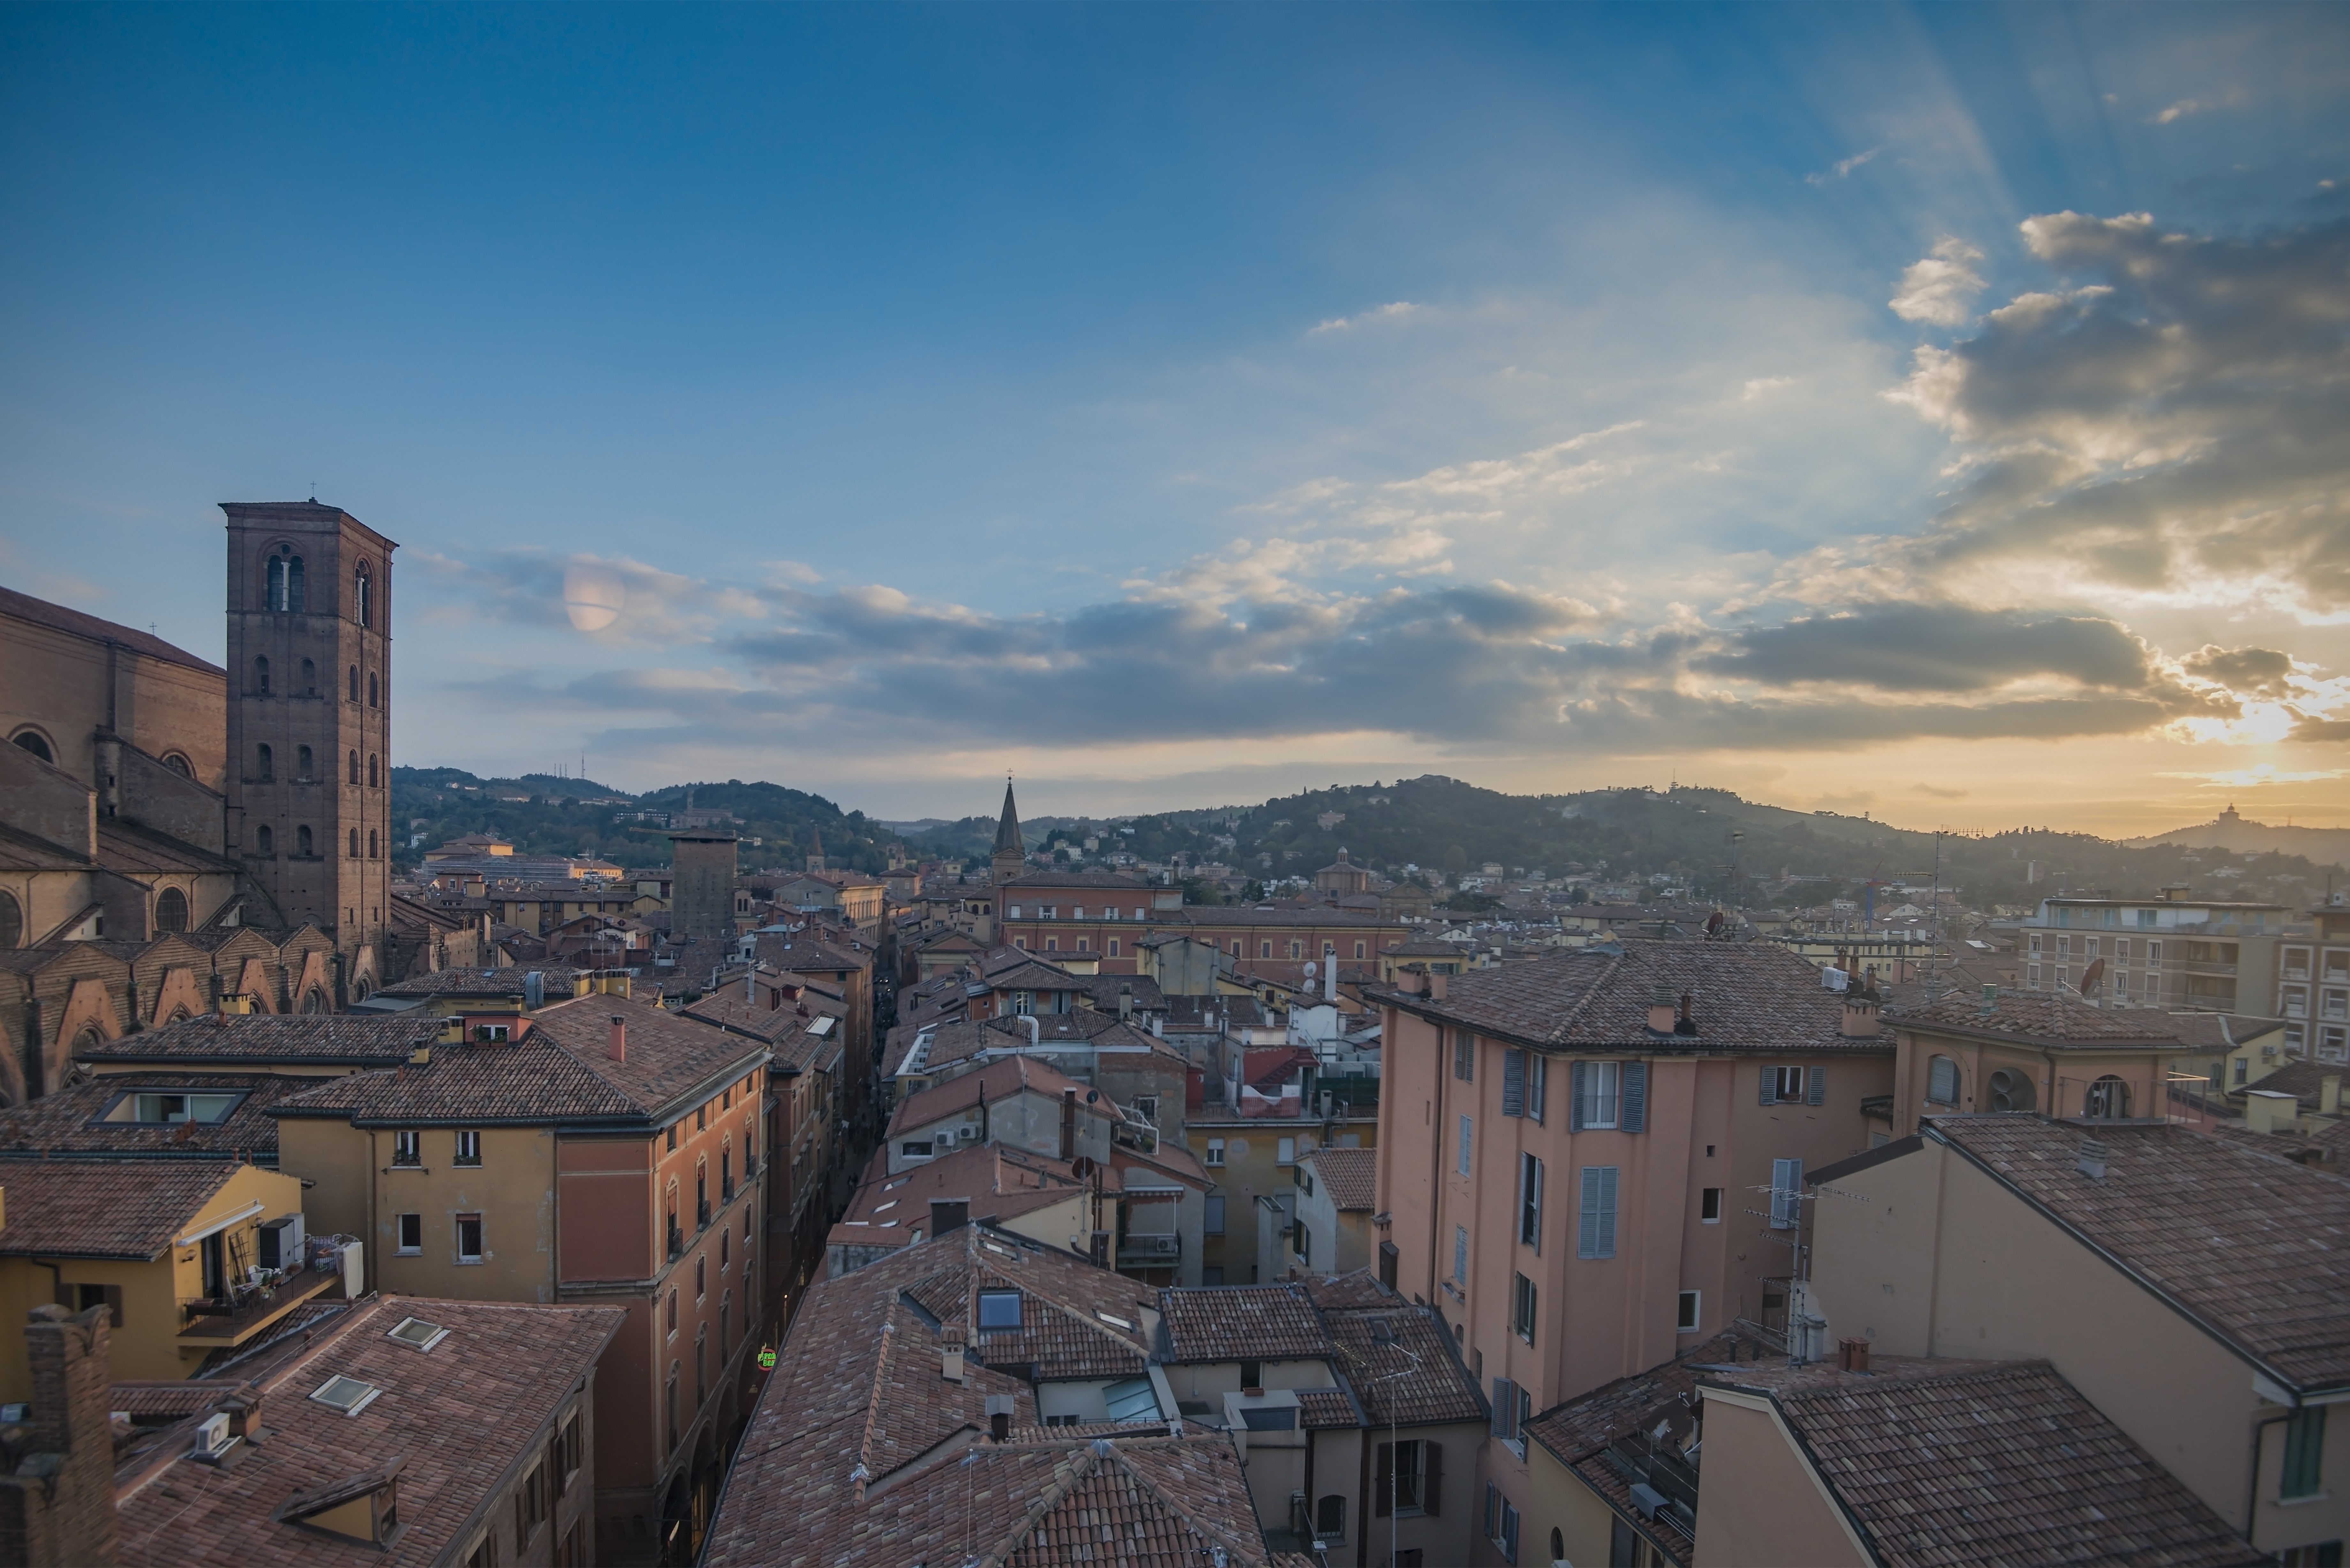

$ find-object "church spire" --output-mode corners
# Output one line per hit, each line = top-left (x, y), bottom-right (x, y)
(991, 776), (1026, 885)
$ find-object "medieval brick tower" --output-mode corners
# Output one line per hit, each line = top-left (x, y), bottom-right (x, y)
(222, 501), (395, 1000)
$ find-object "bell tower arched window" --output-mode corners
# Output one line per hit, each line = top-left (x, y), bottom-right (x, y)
(255, 825), (273, 857)
(296, 825), (312, 857)
(296, 745), (313, 780)
(368, 754), (380, 788)
(348, 829), (360, 859)
(301, 658), (316, 696)
(265, 548), (305, 612)
(254, 656), (270, 696)
(368, 671), (379, 707)
(349, 665), (360, 703)
(256, 744), (273, 782)
(349, 750), (360, 786)
(353, 562), (373, 628)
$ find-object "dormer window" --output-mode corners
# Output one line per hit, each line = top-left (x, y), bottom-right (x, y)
(273, 1459), (403, 1547)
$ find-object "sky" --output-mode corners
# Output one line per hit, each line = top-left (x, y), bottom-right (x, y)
(2, 4), (2346, 835)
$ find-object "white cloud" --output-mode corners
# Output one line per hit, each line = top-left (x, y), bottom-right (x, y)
(1889, 237), (1987, 327)
(2152, 98), (2207, 124)
(1806, 147), (1880, 185)
(1310, 301), (1419, 334)
(1741, 376), (1795, 401)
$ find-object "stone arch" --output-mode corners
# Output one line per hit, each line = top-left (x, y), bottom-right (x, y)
(10, 727), (56, 765)
(154, 886), (189, 933)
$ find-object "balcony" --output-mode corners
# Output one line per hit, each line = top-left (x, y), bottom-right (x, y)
(667, 1222), (684, 1261)
(177, 1265), (341, 1350)
(697, 1198), (713, 1230)
(721, 1176), (736, 1203)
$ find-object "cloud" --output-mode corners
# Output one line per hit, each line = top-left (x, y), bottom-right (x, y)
(1807, 147), (1880, 185)
(1882, 211), (2350, 616)
(2179, 644), (2295, 698)
(1311, 301), (1419, 334)
(1914, 782), (1969, 799)
(1741, 376), (1795, 401)
(1888, 237), (1987, 327)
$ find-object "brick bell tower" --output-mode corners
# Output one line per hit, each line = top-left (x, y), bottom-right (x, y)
(222, 501), (396, 1001)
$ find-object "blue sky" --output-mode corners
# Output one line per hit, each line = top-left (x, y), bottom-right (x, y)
(3, 4), (2346, 830)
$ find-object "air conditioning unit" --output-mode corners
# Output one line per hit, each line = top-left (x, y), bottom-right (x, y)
(958, 1125), (978, 1142)
(191, 1412), (237, 1464)
(1132, 1235), (1179, 1257)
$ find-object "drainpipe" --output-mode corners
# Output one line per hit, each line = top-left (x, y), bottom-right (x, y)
(2247, 1405), (2293, 1543)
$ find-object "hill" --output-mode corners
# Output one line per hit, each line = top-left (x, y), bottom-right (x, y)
(2124, 806), (2350, 869)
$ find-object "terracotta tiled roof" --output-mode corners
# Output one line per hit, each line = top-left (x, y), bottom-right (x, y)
(1240, 1048), (1316, 1090)
(1377, 938), (1893, 1055)
(113, 1294), (623, 1568)
(2153, 1011), (2288, 1051)
(1891, 991), (2186, 1048)
(1294, 1388), (1360, 1429)
(1172, 908), (1397, 929)
(376, 965), (586, 998)
(905, 1243), (1158, 1383)
(1702, 1358), (2265, 1568)
(1159, 1284), (1331, 1364)
(1302, 1146), (1376, 1211)
(2228, 1056), (2350, 1109)
(0, 582), (224, 674)
(0, 1157), (242, 1259)
(0, 1073), (298, 1162)
(275, 994), (767, 1127)
(1302, 1273), (1486, 1428)
(704, 1231), (1274, 1568)
(887, 1056), (1100, 1140)
(1000, 870), (1155, 893)
(1928, 1117), (2350, 1395)
(78, 1013), (437, 1067)
(829, 1145), (1088, 1253)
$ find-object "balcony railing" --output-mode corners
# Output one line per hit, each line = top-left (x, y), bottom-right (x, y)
(178, 1266), (340, 1348)
(667, 1222), (684, 1261)
(697, 1198), (713, 1229)
(721, 1176), (736, 1203)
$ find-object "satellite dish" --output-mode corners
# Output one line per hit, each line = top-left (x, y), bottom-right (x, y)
(1303, 961), (1316, 978)
(2080, 957), (2106, 994)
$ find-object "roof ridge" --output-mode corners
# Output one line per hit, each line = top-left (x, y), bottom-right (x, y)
(1099, 1441), (1269, 1567)
(1546, 946), (1620, 1044)
(975, 1442), (1098, 1567)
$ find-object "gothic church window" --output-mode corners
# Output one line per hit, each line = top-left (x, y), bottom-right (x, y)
(155, 888), (188, 933)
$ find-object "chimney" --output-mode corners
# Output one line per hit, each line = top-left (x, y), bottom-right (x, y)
(2321, 1075), (2342, 1117)
(942, 1346), (965, 1383)
(607, 1015), (627, 1063)
(1426, 971), (1447, 1000)
(2075, 1136), (2109, 1181)
(1675, 989), (1697, 1037)
(1839, 992), (1880, 1038)
(1060, 1087), (1077, 1161)
(1648, 984), (1676, 1034)
(1838, 1337), (1870, 1373)
(986, 1394), (1015, 1442)
(0, 1305), (121, 1567)
(1977, 982), (1998, 1018)
(930, 1199), (968, 1236)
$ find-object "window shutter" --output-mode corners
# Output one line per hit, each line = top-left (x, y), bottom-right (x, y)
(1459, 1115), (1473, 1177)
(1621, 1062), (1647, 1133)
(1491, 1378), (1515, 1439)
(1424, 1441), (1442, 1516)
(1808, 1065), (1827, 1106)
(1529, 1157), (1544, 1254)
(1528, 1056), (1547, 1125)
(1759, 1065), (1778, 1105)
(1502, 1049), (1525, 1117)
(1598, 1166), (1618, 1258)
(1375, 1443), (1393, 1518)
(1454, 1225), (1468, 1283)
(1579, 1166), (1619, 1259)
(1571, 1062), (1589, 1131)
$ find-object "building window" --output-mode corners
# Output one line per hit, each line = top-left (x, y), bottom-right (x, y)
(1203, 1195), (1225, 1235)
(391, 1130), (421, 1166)
(353, 562), (373, 628)
(456, 1213), (483, 1262)
(295, 743), (313, 780)
(1205, 1138), (1225, 1167)
(666, 1369), (679, 1453)
(1240, 1360), (1262, 1389)
(665, 1287), (678, 1338)
(368, 829), (380, 858)
(2084, 1075), (2131, 1119)
(266, 550), (306, 612)
(368, 671), (380, 707)
(368, 753), (380, 787)
(1677, 1290), (1701, 1332)
(1452, 1029), (1474, 1081)
(1770, 1158), (1804, 1229)
(397, 1213), (422, 1254)
(1135, 1095), (1159, 1122)
(1518, 1153), (1543, 1249)
(1701, 1187), (1723, 1223)
(1511, 1273), (1536, 1342)
(254, 655), (270, 695)
(1927, 1055), (1960, 1106)
(454, 1130), (482, 1166)
(256, 743), (274, 782)
(295, 824), (311, 857)
(349, 749), (360, 785)
(349, 664), (360, 702)
(1577, 1166), (1618, 1259)
(154, 887), (189, 933)
(1576, 1061), (1621, 1129)
(0, 891), (19, 949)
(301, 657), (316, 695)
(695, 1254), (706, 1302)
(2282, 1406), (2327, 1500)
(1768, 1064), (1806, 1102)
(1277, 1136), (1297, 1165)
(255, 824), (274, 857)
(1108, 939), (1120, 957)
(9, 730), (53, 764)
(349, 828), (360, 859)
(1458, 1115), (1473, 1177)
(978, 1290), (1022, 1329)
(1378, 1439), (1431, 1515)
(1454, 1225), (1468, 1283)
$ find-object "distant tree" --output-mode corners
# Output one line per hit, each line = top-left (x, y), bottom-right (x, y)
(1181, 877), (1229, 906)
(1442, 844), (1468, 876)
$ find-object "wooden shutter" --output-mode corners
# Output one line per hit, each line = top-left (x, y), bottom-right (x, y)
(1491, 1377), (1516, 1439)
(1527, 1156), (1543, 1254)
(1375, 1443), (1393, 1517)
(1570, 1061), (1589, 1130)
(1501, 1049), (1525, 1117)
(1597, 1166), (1618, 1257)
(1808, 1065), (1827, 1106)
(1528, 1056), (1547, 1125)
(1771, 1157), (1802, 1228)
(1424, 1441), (1442, 1516)
(1621, 1062), (1647, 1133)
(1578, 1166), (1618, 1259)
(1759, 1064), (1778, 1105)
